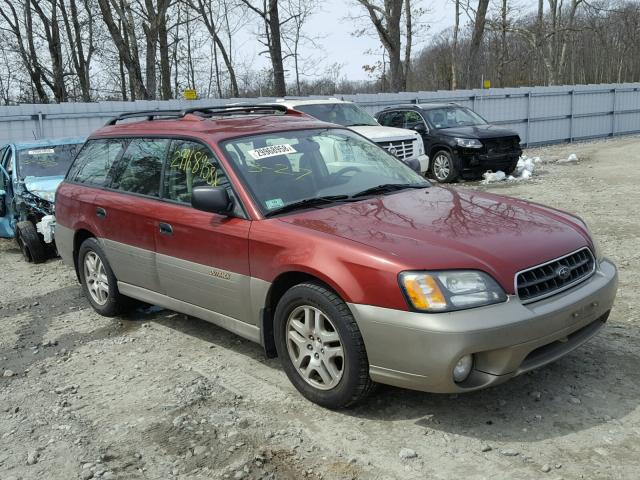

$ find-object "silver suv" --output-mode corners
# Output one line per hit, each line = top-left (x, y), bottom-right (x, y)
(270, 99), (429, 174)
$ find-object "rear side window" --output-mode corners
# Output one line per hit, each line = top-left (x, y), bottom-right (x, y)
(68, 139), (125, 187)
(378, 111), (403, 128)
(163, 139), (228, 203)
(111, 138), (169, 197)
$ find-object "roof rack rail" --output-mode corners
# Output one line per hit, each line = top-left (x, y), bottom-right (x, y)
(105, 104), (291, 126)
(105, 110), (183, 126)
(182, 104), (289, 117)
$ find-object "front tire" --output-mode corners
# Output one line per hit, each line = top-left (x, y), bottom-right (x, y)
(78, 237), (132, 317)
(16, 221), (47, 263)
(431, 150), (459, 183)
(274, 282), (374, 409)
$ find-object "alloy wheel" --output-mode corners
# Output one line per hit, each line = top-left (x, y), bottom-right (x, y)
(285, 305), (345, 390)
(84, 251), (109, 306)
(433, 154), (451, 181)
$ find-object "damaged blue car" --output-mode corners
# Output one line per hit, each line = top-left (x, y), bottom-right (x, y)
(0, 137), (84, 263)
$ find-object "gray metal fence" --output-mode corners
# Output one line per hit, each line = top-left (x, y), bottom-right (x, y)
(1, 83), (639, 147)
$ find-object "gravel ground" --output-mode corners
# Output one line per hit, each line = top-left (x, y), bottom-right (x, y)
(1, 135), (639, 480)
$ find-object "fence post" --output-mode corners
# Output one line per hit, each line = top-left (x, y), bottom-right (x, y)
(569, 90), (574, 142)
(526, 92), (532, 147)
(38, 112), (44, 139)
(612, 88), (617, 137)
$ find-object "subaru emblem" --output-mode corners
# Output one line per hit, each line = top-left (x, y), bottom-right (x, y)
(556, 265), (571, 281)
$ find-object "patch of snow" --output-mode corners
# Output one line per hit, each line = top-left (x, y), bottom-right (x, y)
(558, 153), (579, 163)
(481, 155), (539, 184)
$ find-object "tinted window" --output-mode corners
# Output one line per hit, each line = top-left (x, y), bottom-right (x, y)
(69, 139), (126, 187)
(163, 139), (229, 203)
(425, 107), (487, 128)
(378, 111), (403, 128)
(17, 143), (82, 178)
(403, 111), (425, 129)
(294, 103), (378, 127)
(111, 138), (168, 197)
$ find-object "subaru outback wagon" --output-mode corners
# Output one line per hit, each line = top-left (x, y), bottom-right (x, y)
(55, 105), (618, 408)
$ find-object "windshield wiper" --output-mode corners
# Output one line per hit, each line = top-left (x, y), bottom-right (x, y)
(350, 183), (428, 199)
(346, 123), (377, 127)
(264, 195), (351, 217)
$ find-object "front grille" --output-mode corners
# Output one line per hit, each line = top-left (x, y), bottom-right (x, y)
(516, 248), (595, 303)
(377, 139), (414, 160)
(483, 136), (520, 154)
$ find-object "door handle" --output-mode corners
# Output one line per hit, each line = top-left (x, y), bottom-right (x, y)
(96, 207), (107, 218)
(159, 222), (173, 236)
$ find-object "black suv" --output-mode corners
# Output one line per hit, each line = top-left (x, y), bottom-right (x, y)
(376, 103), (522, 182)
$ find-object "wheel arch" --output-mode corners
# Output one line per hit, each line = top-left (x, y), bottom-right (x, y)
(72, 228), (97, 282)
(260, 270), (345, 359)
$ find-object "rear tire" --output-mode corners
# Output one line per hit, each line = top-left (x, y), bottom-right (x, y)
(78, 237), (132, 317)
(16, 221), (47, 263)
(274, 282), (374, 409)
(431, 150), (459, 183)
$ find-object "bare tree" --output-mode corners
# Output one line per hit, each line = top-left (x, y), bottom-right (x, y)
(59, 0), (95, 101)
(281, 0), (321, 95)
(239, 0), (287, 96)
(0, 0), (50, 102)
(465, 0), (490, 89)
(185, 0), (240, 97)
(96, 0), (149, 99)
(451, 0), (460, 89)
(354, 0), (405, 91)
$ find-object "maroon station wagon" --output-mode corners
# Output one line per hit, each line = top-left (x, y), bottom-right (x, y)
(54, 105), (618, 408)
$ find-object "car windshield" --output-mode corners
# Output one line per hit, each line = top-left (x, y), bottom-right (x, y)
(293, 103), (379, 127)
(17, 143), (83, 178)
(222, 128), (429, 215)
(424, 107), (487, 129)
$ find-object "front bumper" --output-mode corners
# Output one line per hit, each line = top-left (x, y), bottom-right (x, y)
(415, 154), (430, 174)
(455, 148), (522, 172)
(348, 259), (618, 393)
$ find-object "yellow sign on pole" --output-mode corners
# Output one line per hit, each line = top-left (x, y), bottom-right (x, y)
(483, 79), (491, 89)
(184, 89), (197, 100)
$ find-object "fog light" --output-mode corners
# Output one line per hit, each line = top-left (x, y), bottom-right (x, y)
(453, 354), (473, 383)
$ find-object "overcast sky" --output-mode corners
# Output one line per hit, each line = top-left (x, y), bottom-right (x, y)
(239, 0), (457, 82)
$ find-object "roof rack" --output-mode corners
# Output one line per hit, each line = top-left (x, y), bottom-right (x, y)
(105, 104), (291, 126)
(105, 110), (183, 125)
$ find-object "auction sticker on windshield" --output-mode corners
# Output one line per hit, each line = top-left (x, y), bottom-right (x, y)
(28, 149), (55, 155)
(248, 144), (296, 160)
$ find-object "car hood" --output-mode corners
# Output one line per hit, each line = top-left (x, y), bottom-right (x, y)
(278, 187), (591, 293)
(437, 124), (519, 139)
(349, 125), (419, 143)
(23, 175), (64, 203)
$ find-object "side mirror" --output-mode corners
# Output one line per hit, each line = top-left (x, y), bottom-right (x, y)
(191, 186), (233, 215)
(412, 123), (427, 134)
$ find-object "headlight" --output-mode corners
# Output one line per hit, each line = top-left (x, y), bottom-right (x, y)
(455, 138), (483, 149)
(399, 271), (507, 312)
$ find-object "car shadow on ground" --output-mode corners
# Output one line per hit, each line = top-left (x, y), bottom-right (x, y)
(6, 281), (635, 445)
(144, 308), (640, 443)
(345, 337), (639, 442)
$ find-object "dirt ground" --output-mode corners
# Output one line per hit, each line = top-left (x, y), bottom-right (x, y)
(1, 135), (639, 480)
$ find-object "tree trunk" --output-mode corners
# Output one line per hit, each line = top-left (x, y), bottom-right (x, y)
(404, 0), (412, 88)
(451, 0), (460, 90)
(267, 0), (286, 97)
(158, 17), (172, 99)
(466, 0), (490, 89)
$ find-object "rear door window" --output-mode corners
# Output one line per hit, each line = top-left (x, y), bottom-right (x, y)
(111, 138), (169, 197)
(68, 139), (126, 187)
